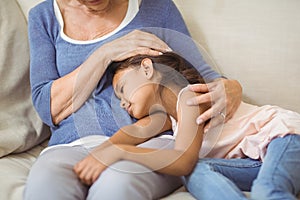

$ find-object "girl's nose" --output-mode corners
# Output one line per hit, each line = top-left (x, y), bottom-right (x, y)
(120, 99), (129, 109)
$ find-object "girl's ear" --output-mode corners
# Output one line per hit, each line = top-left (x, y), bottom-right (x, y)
(141, 58), (154, 79)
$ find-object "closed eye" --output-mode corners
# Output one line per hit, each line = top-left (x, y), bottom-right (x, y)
(115, 92), (121, 99)
(114, 82), (124, 99)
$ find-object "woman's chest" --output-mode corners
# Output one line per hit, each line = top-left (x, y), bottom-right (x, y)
(55, 42), (97, 76)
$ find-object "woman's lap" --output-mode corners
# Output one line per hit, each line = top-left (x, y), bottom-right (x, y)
(24, 138), (182, 200)
(24, 146), (89, 200)
(89, 160), (182, 200)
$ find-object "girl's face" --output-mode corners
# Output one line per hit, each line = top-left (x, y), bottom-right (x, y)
(112, 59), (159, 119)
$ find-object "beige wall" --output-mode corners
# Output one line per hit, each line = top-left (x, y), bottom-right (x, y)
(174, 0), (300, 113)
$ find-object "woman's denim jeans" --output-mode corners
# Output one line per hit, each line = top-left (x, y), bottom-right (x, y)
(183, 134), (300, 200)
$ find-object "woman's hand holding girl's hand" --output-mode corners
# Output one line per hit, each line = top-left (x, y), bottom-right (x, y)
(187, 78), (242, 132)
(101, 30), (171, 62)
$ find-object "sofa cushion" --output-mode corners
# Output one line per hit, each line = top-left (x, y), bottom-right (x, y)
(17, 0), (44, 20)
(0, 0), (50, 157)
(0, 141), (47, 200)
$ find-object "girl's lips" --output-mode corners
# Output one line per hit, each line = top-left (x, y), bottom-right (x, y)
(126, 106), (133, 116)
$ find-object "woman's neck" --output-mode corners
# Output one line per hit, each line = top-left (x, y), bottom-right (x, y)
(57, 0), (129, 40)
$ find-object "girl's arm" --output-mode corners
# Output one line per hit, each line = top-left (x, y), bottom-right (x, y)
(120, 89), (207, 175)
(93, 110), (172, 152)
(74, 90), (208, 185)
(74, 111), (172, 185)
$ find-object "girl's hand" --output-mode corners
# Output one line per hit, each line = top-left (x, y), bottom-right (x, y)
(73, 145), (122, 185)
(100, 30), (171, 63)
(73, 153), (108, 186)
(186, 78), (242, 132)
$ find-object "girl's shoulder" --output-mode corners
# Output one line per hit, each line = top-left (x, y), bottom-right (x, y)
(176, 86), (198, 110)
(178, 87), (197, 101)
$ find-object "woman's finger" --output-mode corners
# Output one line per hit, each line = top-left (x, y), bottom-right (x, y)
(196, 93), (225, 124)
(203, 111), (226, 132)
(196, 107), (213, 125)
(201, 96), (227, 131)
(196, 101), (224, 124)
(187, 83), (209, 93)
(129, 30), (170, 52)
(189, 78), (241, 129)
(123, 30), (170, 53)
(114, 47), (163, 62)
(186, 81), (223, 104)
(186, 92), (212, 106)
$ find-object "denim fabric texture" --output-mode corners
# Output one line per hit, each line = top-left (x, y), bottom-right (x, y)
(184, 134), (300, 200)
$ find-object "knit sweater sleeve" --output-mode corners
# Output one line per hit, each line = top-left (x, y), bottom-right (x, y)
(28, 3), (58, 127)
(163, 0), (190, 36)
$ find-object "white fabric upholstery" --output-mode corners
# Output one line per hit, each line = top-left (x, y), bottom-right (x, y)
(0, 0), (50, 157)
(0, 141), (47, 200)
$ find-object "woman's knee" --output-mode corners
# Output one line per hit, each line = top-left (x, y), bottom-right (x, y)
(24, 147), (88, 200)
(28, 147), (87, 178)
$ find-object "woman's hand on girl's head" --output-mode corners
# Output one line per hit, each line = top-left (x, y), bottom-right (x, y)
(186, 78), (242, 131)
(101, 30), (171, 63)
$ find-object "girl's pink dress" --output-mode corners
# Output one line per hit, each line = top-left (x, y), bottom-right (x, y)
(200, 102), (300, 160)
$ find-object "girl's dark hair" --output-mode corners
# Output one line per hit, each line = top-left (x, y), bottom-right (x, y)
(109, 52), (205, 88)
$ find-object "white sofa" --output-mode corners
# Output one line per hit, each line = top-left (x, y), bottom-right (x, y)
(0, 0), (299, 200)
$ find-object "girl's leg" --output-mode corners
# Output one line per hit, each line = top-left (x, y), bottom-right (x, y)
(24, 146), (89, 200)
(183, 158), (261, 200)
(251, 134), (300, 200)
